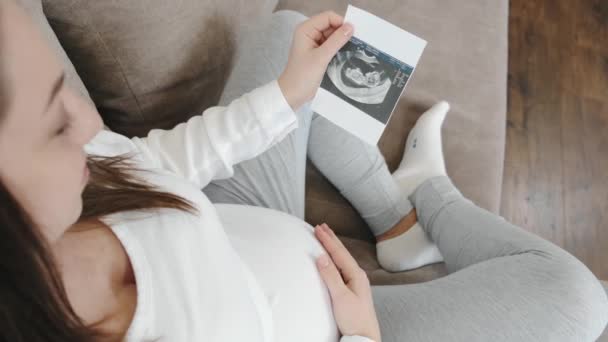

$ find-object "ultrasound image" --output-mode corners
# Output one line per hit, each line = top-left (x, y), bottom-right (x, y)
(320, 37), (413, 124)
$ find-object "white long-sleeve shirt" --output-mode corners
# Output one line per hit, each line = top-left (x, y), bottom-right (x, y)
(84, 80), (374, 342)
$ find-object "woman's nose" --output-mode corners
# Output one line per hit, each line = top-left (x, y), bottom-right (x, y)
(64, 89), (103, 146)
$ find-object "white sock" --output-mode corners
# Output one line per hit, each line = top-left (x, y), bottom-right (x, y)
(376, 101), (450, 272)
(376, 223), (443, 272)
(392, 101), (449, 197)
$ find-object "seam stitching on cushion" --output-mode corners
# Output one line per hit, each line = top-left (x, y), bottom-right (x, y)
(93, 29), (145, 122)
(46, 17), (86, 30)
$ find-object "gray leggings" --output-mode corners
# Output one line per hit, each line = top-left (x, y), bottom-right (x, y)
(202, 10), (608, 342)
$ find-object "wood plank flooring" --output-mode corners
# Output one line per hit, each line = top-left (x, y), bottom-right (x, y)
(503, 0), (608, 280)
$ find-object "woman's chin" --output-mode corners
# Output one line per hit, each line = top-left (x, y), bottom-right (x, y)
(71, 196), (85, 224)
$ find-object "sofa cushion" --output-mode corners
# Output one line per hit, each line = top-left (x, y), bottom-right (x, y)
(15, 0), (92, 105)
(41, 0), (279, 137)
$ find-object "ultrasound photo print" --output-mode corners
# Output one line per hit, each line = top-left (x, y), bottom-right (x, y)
(320, 37), (414, 124)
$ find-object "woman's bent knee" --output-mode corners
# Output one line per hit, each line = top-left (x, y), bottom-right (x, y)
(538, 254), (608, 340)
(272, 9), (308, 26)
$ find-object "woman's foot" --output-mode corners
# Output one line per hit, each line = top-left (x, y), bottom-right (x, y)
(376, 101), (449, 272)
(392, 101), (449, 197)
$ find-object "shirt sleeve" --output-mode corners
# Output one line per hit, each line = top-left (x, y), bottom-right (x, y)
(340, 336), (376, 342)
(125, 79), (298, 188)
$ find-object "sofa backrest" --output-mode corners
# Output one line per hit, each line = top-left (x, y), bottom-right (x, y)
(41, 0), (278, 137)
(15, 0), (92, 106)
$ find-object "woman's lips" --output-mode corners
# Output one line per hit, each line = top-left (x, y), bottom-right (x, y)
(82, 163), (90, 184)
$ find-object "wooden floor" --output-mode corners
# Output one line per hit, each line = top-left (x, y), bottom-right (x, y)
(502, 0), (608, 280)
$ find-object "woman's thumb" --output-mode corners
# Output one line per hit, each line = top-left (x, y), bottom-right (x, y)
(318, 23), (353, 62)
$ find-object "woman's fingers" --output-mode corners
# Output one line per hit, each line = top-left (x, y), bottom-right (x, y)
(316, 253), (349, 298)
(317, 23), (352, 61)
(314, 224), (363, 284)
(305, 10), (344, 33)
(296, 11), (352, 57)
(277, 10), (353, 112)
(312, 26), (341, 48)
(322, 27), (335, 40)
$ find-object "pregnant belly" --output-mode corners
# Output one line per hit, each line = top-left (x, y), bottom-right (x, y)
(215, 204), (340, 342)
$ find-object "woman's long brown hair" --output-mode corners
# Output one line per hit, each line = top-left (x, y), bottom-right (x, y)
(1, 154), (198, 342)
(0, 52), (198, 342)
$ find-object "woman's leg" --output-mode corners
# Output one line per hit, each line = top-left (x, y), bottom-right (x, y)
(202, 10), (313, 219)
(307, 111), (443, 271)
(307, 113), (411, 235)
(371, 175), (608, 342)
(310, 102), (608, 340)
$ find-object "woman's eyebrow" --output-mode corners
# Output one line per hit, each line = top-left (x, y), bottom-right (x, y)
(44, 72), (65, 113)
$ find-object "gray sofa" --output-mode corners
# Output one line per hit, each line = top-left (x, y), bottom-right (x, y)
(17, 0), (607, 338)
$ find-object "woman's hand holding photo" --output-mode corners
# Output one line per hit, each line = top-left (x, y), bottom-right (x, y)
(314, 223), (382, 342)
(278, 11), (353, 111)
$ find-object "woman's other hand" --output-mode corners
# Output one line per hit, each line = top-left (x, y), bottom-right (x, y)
(278, 11), (353, 111)
(314, 223), (382, 342)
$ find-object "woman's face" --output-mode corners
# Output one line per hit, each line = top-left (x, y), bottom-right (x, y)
(0, 1), (103, 243)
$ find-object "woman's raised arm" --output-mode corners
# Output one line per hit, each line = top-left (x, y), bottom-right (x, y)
(92, 11), (354, 189)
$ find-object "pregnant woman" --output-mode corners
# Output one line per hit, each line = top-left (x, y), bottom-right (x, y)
(1, 1), (607, 341)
